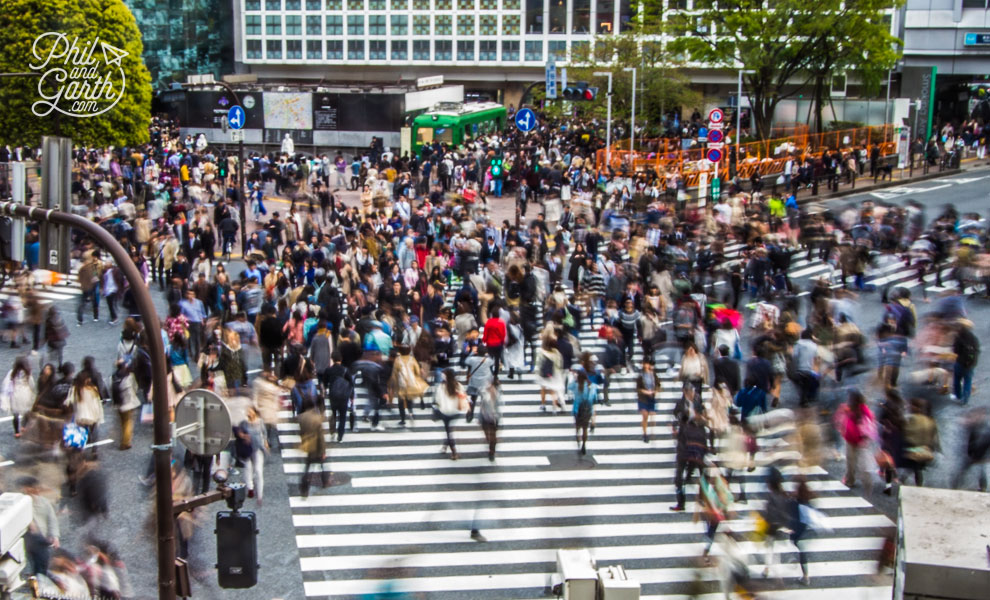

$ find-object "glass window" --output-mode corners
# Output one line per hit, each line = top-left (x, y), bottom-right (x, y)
(458, 0), (474, 8)
(479, 40), (497, 60)
(524, 39), (542, 61)
(391, 15), (408, 35)
(480, 0), (497, 8)
(457, 39), (474, 60)
(306, 0), (321, 9)
(326, 15), (343, 34)
(962, 0), (987, 6)
(597, 0), (614, 33)
(266, 0), (281, 9)
(573, 0), (590, 33)
(391, 0), (408, 8)
(326, 0), (341, 7)
(369, 0), (386, 8)
(413, 15), (430, 34)
(246, 15), (262, 35)
(307, 39), (323, 58)
(391, 40), (408, 59)
(503, 14), (520, 35)
(307, 15), (322, 34)
(348, 15), (364, 35)
(549, 0), (566, 33)
(246, 39), (263, 59)
(413, 0), (430, 8)
(266, 39), (282, 59)
(413, 39), (430, 59)
(348, 39), (364, 59)
(327, 40), (343, 58)
(287, 39), (303, 58)
(504, 0), (519, 8)
(480, 15), (497, 35)
(549, 40), (566, 61)
(348, 0), (363, 8)
(266, 15), (281, 35)
(501, 40), (519, 61)
(286, 15), (302, 35)
(436, 15), (452, 35)
(525, 0), (543, 34)
(457, 15), (475, 35)
(571, 40), (589, 59)
(619, 0), (636, 32)
(436, 0), (451, 8)
(369, 15), (386, 35)
(435, 39), (452, 60)
(285, 0), (301, 8)
(369, 40), (386, 59)
(246, 0), (261, 10)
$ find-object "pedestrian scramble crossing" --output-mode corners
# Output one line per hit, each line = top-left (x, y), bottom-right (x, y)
(276, 307), (895, 599)
(0, 268), (83, 306)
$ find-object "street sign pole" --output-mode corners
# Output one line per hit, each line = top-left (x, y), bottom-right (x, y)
(594, 71), (614, 170)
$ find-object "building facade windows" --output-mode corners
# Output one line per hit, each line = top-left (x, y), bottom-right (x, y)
(287, 39), (302, 58)
(524, 39), (542, 60)
(479, 40), (497, 60)
(266, 39), (282, 58)
(246, 15), (262, 35)
(348, 15), (364, 35)
(503, 14), (520, 35)
(326, 39), (343, 58)
(246, 39), (263, 58)
(480, 15), (497, 35)
(348, 0), (363, 9)
(348, 39), (364, 59)
(413, 0), (429, 9)
(413, 15), (430, 34)
(597, 0), (615, 33)
(285, 0), (300, 9)
(435, 39), (452, 60)
(480, 0), (497, 8)
(548, 39), (566, 61)
(413, 39), (430, 59)
(369, 0), (386, 9)
(458, 0), (474, 8)
(457, 39), (474, 60)
(307, 39), (322, 58)
(369, 39), (386, 59)
(436, 15), (452, 35)
(457, 15), (475, 36)
(525, 0), (543, 34)
(549, 0), (566, 33)
(391, 0), (408, 8)
(325, 0), (341, 8)
(573, 0), (590, 33)
(245, 0), (261, 9)
(265, 0), (281, 10)
(285, 14), (302, 34)
(391, 15), (408, 35)
(306, 0), (321, 9)
(369, 15), (386, 35)
(502, 39), (519, 61)
(306, 15), (321, 34)
(391, 39), (408, 59)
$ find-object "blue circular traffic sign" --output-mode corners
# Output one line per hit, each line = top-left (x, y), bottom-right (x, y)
(515, 108), (537, 132)
(706, 148), (723, 163)
(708, 129), (724, 144)
(227, 105), (246, 130)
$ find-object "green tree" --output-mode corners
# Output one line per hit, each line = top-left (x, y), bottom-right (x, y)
(0, 0), (152, 147)
(564, 33), (703, 143)
(668, 0), (901, 139)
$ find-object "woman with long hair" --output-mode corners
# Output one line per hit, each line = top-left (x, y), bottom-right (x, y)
(569, 370), (598, 455)
(1, 357), (35, 438)
(67, 370), (104, 449)
(434, 368), (467, 460)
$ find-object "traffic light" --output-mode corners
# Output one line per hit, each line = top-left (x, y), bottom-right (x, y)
(218, 160), (228, 178)
(562, 83), (597, 101)
(490, 155), (504, 178)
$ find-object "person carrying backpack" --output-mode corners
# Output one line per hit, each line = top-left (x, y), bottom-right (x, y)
(569, 370), (598, 456)
(672, 297), (700, 347)
(952, 319), (979, 404)
(110, 360), (141, 450)
(322, 357), (354, 442)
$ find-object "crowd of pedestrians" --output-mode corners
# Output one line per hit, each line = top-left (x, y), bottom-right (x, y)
(0, 107), (988, 597)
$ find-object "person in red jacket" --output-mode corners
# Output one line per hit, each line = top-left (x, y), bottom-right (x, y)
(482, 313), (507, 376)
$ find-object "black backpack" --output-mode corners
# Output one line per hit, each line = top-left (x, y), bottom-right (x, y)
(328, 373), (353, 405)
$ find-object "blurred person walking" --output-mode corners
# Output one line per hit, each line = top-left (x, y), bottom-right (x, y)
(1, 357), (35, 437)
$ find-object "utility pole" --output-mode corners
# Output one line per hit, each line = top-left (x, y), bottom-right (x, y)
(0, 201), (174, 599)
(593, 71), (613, 170)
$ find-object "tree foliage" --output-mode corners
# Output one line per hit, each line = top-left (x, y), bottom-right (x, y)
(559, 33), (703, 138)
(0, 0), (152, 147)
(668, 0), (902, 139)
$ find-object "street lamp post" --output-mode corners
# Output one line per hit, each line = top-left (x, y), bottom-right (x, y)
(736, 69), (756, 178)
(910, 98), (921, 177)
(593, 71), (613, 170)
(623, 67), (637, 171)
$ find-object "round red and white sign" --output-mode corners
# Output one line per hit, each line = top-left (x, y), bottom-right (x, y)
(708, 108), (724, 124)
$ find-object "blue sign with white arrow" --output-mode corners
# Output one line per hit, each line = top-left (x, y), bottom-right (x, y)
(515, 108), (537, 132)
(227, 105), (246, 130)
